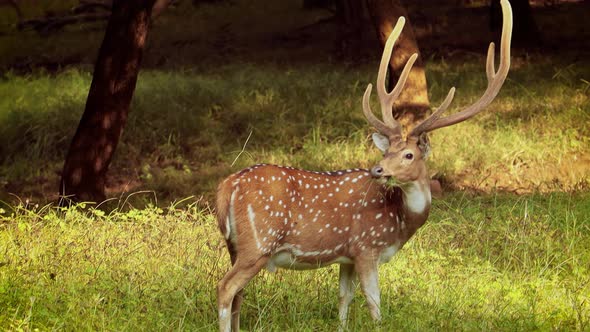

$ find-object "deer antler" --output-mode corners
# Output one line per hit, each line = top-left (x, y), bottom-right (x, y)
(362, 16), (417, 141)
(410, 0), (513, 137)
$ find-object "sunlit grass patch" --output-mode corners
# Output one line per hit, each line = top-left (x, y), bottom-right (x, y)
(376, 192), (590, 331)
(1, 192), (588, 330)
(0, 201), (222, 330)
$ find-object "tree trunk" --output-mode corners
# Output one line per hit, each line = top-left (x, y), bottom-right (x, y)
(490, 0), (539, 48)
(365, 0), (430, 129)
(335, 0), (364, 59)
(59, 0), (155, 204)
(152, 0), (172, 19)
(4, 0), (23, 22)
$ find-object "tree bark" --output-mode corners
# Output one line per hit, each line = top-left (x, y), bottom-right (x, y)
(152, 0), (172, 19)
(335, 0), (364, 59)
(59, 0), (156, 204)
(5, 0), (23, 22)
(365, 0), (430, 129)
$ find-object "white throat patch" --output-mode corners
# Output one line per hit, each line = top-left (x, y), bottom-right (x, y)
(404, 182), (431, 214)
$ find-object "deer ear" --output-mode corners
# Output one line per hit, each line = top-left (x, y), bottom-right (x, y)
(418, 133), (431, 159)
(372, 133), (390, 153)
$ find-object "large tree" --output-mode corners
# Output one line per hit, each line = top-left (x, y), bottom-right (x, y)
(365, 0), (430, 129)
(59, 0), (159, 204)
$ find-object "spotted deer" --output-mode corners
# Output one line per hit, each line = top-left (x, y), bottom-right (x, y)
(216, 0), (512, 330)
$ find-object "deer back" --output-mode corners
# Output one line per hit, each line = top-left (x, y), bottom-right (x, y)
(217, 164), (430, 270)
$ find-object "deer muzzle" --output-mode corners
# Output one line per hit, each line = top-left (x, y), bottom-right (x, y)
(370, 165), (384, 178)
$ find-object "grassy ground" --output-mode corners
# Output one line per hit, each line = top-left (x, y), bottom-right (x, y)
(1, 0), (589, 330)
(1, 193), (588, 331)
(1, 56), (588, 202)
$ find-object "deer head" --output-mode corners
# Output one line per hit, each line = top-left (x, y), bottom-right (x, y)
(364, 4), (511, 187)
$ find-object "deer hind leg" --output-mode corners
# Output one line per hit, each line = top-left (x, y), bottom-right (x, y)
(230, 289), (244, 332)
(217, 256), (268, 332)
(354, 259), (381, 322)
(226, 243), (244, 332)
(338, 263), (357, 331)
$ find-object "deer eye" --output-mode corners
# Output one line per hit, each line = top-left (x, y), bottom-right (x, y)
(404, 153), (414, 160)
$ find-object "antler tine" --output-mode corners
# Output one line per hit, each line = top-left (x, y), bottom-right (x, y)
(377, 17), (415, 128)
(363, 84), (399, 138)
(410, 0), (512, 137)
(363, 16), (416, 139)
(409, 87), (455, 136)
(486, 42), (496, 82)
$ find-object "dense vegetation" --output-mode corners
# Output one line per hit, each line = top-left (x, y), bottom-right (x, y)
(1, 0), (588, 330)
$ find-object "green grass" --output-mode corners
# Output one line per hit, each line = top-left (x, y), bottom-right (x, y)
(1, 56), (588, 202)
(1, 193), (588, 330)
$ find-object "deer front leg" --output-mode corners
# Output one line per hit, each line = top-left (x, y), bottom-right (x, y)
(354, 259), (381, 321)
(338, 264), (357, 331)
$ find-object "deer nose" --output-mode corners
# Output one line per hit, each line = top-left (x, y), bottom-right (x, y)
(370, 165), (384, 178)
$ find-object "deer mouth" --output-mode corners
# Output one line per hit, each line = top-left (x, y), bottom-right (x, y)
(384, 176), (401, 188)
(373, 175), (401, 188)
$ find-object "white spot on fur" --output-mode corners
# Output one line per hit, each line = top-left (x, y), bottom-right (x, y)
(219, 307), (229, 320)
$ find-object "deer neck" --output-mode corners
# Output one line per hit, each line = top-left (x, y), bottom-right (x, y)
(399, 177), (431, 237)
(402, 179), (431, 213)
